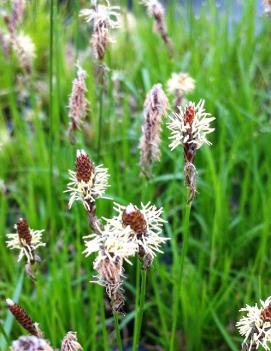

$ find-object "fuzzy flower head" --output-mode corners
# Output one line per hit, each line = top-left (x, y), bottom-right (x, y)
(141, 0), (164, 19)
(6, 218), (45, 263)
(83, 222), (137, 311)
(12, 32), (36, 72)
(237, 296), (271, 351)
(141, 0), (173, 54)
(167, 99), (215, 154)
(66, 149), (109, 211)
(167, 72), (195, 97)
(111, 202), (168, 269)
(264, 0), (271, 15)
(140, 84), (168, 174)
(68, 64), (88, 131)
(61, 332), (82, 351)
(10, 336), (53, 351)
(80, 0), (120, 30)
(80, 0), (120, 60)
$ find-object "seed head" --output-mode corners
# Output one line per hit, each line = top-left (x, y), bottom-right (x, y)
(17, 218), (31, 245)
(237, 296), (271, 351)
(139, 84), (168, 175)
(68, 64), (88, 132)
(6, 220), (45, 264)
(167, 72), (195, 97)
(83, 219), (137, 311)
(264, 0), (271, 14)
(167, 99), (215, 152)
(122, 204), (147, 235)
(112, 202), (168, 269)
(80, 1), (120, 61)
(66, 149), (109, 211)
(141, 0), (173, 54)
(11, 32), (36, 73)
(61, 332), (83, 351)
(6, 299), (41, 337)
(76, 149), (95, 183)
(10, 336), (53, 351)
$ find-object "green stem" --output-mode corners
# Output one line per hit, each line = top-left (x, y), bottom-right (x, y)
(99, 289), (109, 351)
(132, 259), (141, 350)
(97, 85), (104, 162)
(113, 312), (123, 351)
(133, 266), (147, 351)
(170, 198), (191, 351)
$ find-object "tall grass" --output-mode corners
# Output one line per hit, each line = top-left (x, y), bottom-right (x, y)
(0, 0), (271, 350)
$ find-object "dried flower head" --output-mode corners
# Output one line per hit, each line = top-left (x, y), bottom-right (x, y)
(264, 0), (271, 14)
(168, 100), (215, 152)
(61, 332), (83, 351)
(167, 99), (215, 202)
(167, 72), (195, 97)
(68, 64), (88, 132)
(83, 222), (137, 311)
(0, 32), (10, 57)
(11, 32), (36, 73)
(6, 299), (42, 337)
(141, 0), (173, 54)
(6, 0), (25, 34)
(66, 149), (109, 211)
(6, 218), (45, 264)
(80, 0), (120, 61)
(10, 336), (53, 351)
(110, 202), (168, 269)
(237, 296), (271, 351)
(139, 84), (168, 175)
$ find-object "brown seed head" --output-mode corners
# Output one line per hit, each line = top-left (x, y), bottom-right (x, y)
(76, 150), (94, 182)
(184, 105), (196, 126)
(6, 299), (40, 337)
(17, 218), (31, 245)
(122, 205), (147, 235)
(261, 303), (271, 322)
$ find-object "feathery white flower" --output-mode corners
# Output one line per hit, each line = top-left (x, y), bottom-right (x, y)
(80, 1), (120, 30)
(112, 202), (168, 265)
(6, 218), (45, 263)
(167, 72), (195, 96)
(167, 99), (215, 151)
(61, 332), (82, 351)
(83, 220), (137, 311)
(12, 32), (36, 71)
(264, 0), (271, 14)
(141, 0), (164, 18)
(83, 221), (137, 265)
(10, 336), (53, 351)
(65, 149), (109, 211)
(237, 296), (271, 351)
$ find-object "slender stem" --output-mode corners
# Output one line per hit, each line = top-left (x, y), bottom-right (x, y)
(170, 198), (191, 351)
(97, 85), (104, 162)
(133, 266), (147, 351)
(113, 312), (123, 351)
(132, 259), (141, 350)
(99, 289), (109, 351)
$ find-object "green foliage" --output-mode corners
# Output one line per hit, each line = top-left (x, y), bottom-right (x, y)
(0, 0), (271, 350)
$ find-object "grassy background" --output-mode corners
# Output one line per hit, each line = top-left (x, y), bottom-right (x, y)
(0, 0), (271, 350)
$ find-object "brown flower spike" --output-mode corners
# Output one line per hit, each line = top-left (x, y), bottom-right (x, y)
(6, 299), (42, 337)
(68, 64), (88, 135)
(142, 0), (173, 55)
(139, 84), (168, 176)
